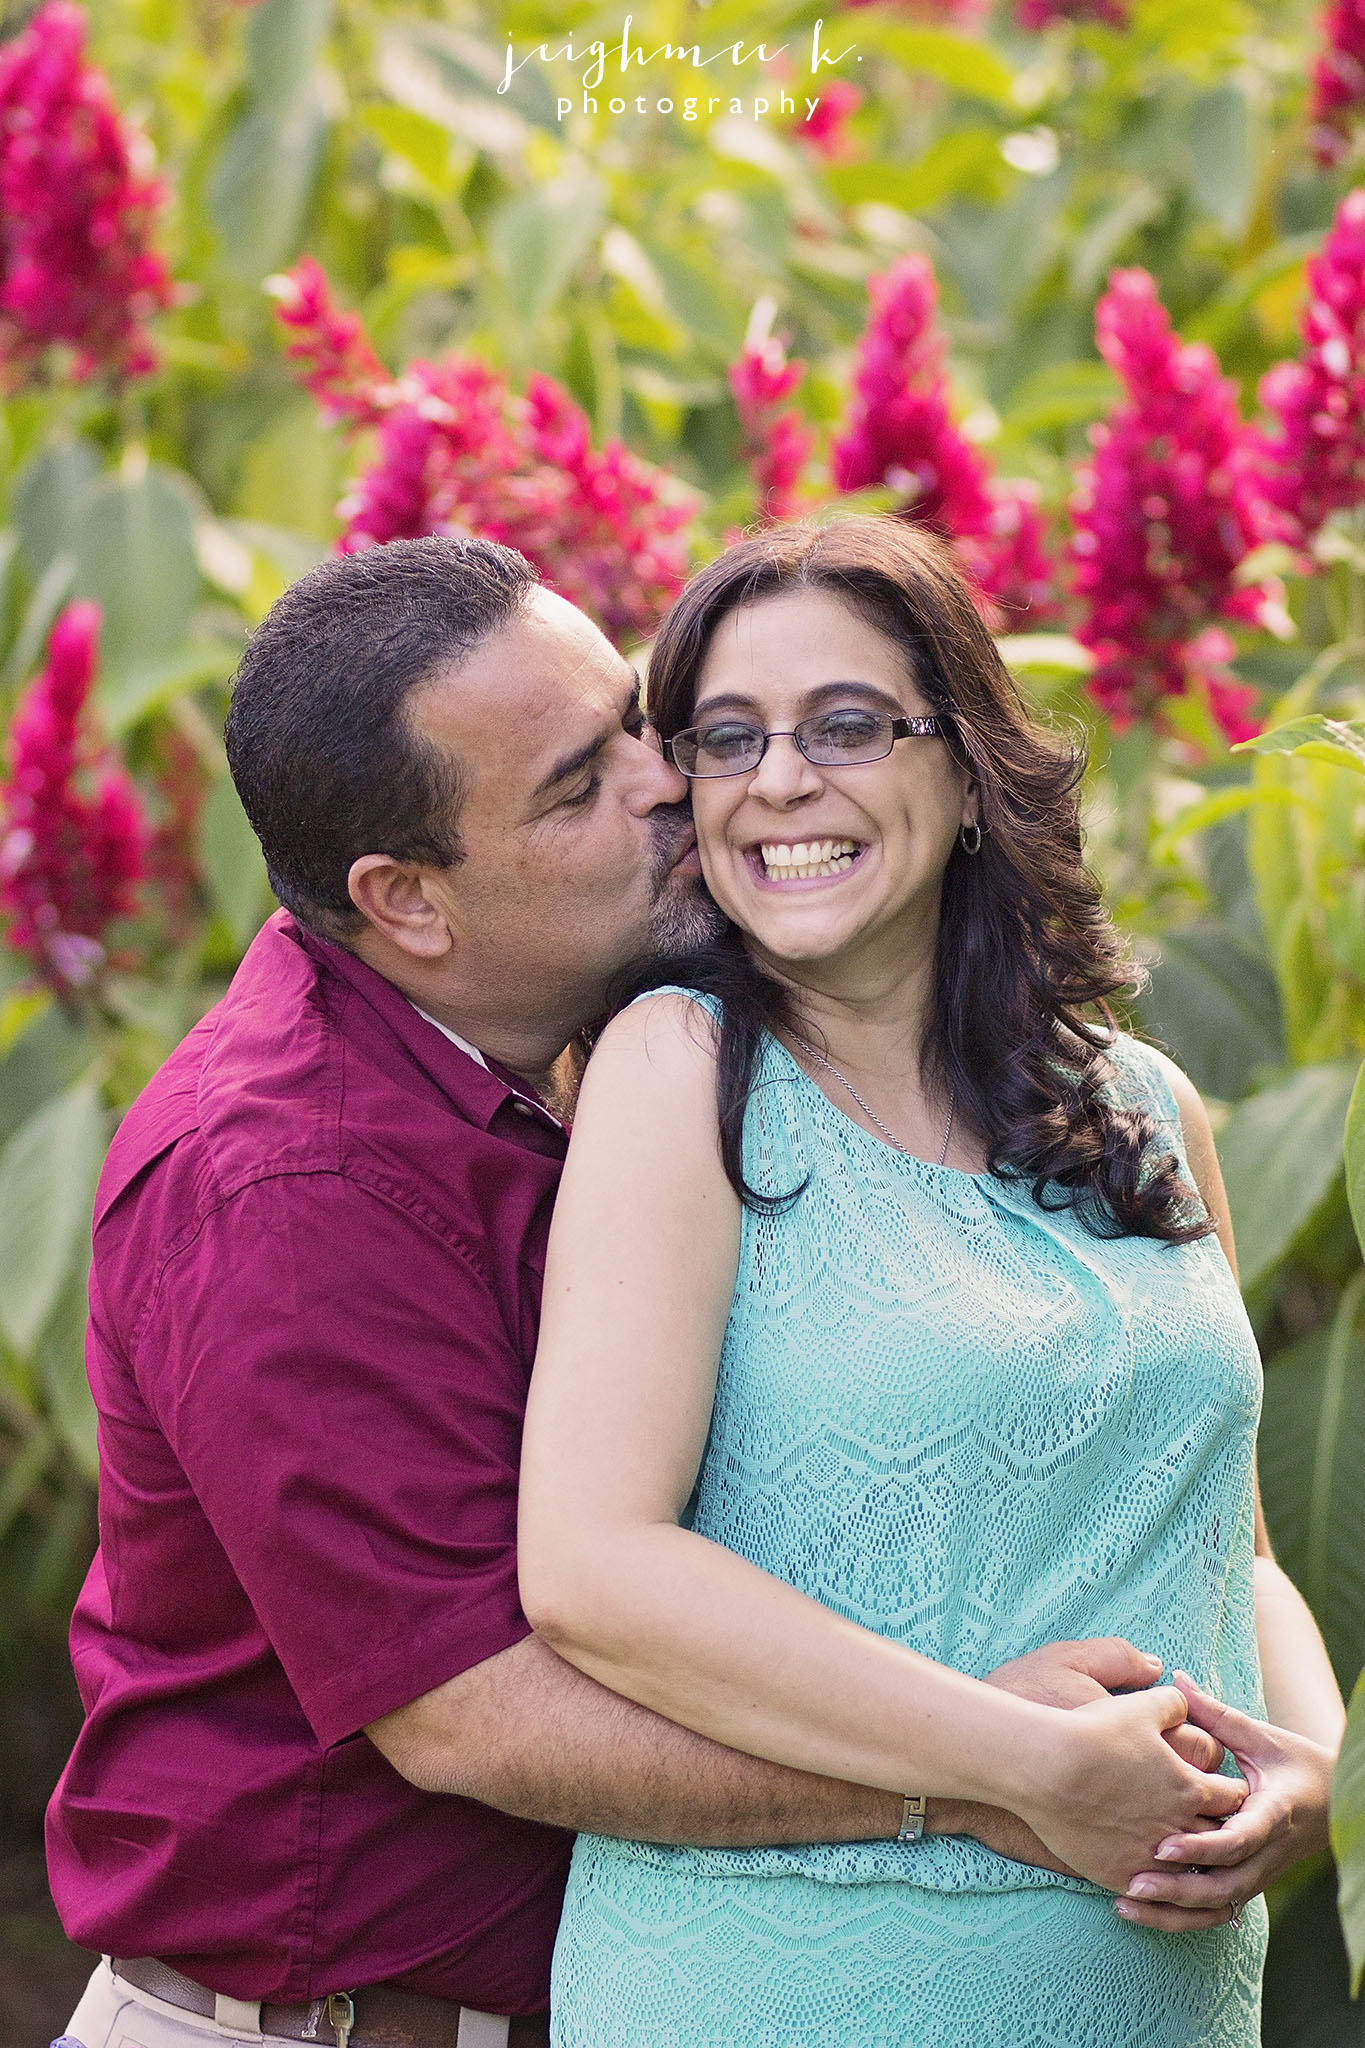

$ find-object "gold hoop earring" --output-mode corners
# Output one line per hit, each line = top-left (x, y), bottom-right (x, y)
(959, 822), (982, 855)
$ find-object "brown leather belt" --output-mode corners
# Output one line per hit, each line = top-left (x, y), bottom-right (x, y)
(112, 1959), (551, 2048)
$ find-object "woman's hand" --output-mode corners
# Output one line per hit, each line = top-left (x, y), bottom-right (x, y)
(1013, 1683), (1248, 1895)
(1113, 1672), (1336, 1933)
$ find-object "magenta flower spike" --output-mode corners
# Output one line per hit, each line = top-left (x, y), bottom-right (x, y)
(1309, 0), (1365, 165)
(794, 81), (864, 160)
(0, 1), (174, 388)
(1251, 189), (1365, 553)
(0, 602), (150, 994)
(1071, 268), (1281, 736)
(832, 255), (995, 538)
(277, 261), (699, 643)
(729, 309), (816, 523)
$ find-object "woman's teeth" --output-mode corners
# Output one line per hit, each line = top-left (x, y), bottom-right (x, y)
(760, 839), (860, 879)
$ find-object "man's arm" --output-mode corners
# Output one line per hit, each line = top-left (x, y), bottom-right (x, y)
(367, 1632), (1189, 1863)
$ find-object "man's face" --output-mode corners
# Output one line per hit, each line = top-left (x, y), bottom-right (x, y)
(407, 588), (719, 1035)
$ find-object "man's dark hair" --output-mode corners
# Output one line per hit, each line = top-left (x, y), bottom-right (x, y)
(225, 535), (540, 938)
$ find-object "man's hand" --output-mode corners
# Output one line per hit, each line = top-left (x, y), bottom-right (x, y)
(985, 1638), (1225, 1771)
(1114, 1671), (1335, 1933)
(933, 1638), (1229, 1893)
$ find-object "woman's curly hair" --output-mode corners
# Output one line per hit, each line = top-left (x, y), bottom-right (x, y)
(628, 513), (1210, 1246)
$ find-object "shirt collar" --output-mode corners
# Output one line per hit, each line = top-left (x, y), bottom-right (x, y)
(286, 915), (565, 1138)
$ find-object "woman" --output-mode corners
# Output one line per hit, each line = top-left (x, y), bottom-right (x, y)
(517, 517), (1343, 2046)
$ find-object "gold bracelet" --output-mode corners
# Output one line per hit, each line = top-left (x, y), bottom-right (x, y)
(897, 1793), (926, 1843)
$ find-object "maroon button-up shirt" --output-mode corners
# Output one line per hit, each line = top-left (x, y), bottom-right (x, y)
(46, 911), (574, 2010)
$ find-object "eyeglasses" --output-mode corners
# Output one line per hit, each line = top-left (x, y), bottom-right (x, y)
(665, 708), (941, 779)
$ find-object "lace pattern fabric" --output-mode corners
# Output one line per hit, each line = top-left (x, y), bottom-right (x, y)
(551, 1002), (1267, 2045)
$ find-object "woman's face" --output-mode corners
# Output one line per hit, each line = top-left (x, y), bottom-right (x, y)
(686, 588), (976, 984)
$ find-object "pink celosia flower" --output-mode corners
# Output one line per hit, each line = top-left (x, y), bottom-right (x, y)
(277, 263), (700, 644)
(1070, 268), (1282, 730)
(795, 80), (863, 161)
(269, 256), (391, 428)
(1309, 0), (1365, 164)
(959, 479), (1063, 627)
(146, 725), (207, 942)
(1183, 628), (1263, 745)
(0, 1), (173, 387)
(1015, 0), (1128, 26)
(832, 255), (995, 537)
(729, 307), (815, 523)
(1250, 188), (1365, 552)
(0, 602), (149, 993)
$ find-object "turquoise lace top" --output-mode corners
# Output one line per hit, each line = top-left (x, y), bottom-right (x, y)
(551, 1004), (1267, 2046)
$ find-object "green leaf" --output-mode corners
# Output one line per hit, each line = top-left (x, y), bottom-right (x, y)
(38, 1243), (98, 1484)
(358, 103), (455, 189)
(199, 777), (273, 954)
(1259, 1291), (1365, 1692)
(997, 361), (1121, 436)
(0, 551), (75, 691)
(1236, 716), (1365, 777)
(827, 130), (1008, 213)
(0, 1078), (106, 1359)
(102, 638), (244, 736)
(1186, 84), (1254, 236)
(1137, 921), (1283, 1103)
(71, 464), (203, 679)
(1334, 1670), (1365, 1996)
(1216, 1062), (1357, 1291)
(489, 172), (606, 324)
(996, 633), (1094, 674)
(845, 17), (1016, 105)
(1347, 1063), (1365, 1267)
(208, 0), (334, 281)
(11, 440), (99, 581)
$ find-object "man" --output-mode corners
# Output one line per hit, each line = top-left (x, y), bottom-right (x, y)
(48, 536), (1210, 2048)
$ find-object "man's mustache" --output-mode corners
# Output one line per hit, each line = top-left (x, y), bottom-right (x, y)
(649, 802), (697, 892)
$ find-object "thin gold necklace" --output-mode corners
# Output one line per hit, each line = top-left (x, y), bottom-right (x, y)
(792, 1037), (956, 1167)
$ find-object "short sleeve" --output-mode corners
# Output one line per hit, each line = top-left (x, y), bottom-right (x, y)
(137, 1172), (534, 1747)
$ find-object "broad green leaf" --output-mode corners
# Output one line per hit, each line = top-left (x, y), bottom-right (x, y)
(1137, 921), (1283, 1102)
(71, 466), (203, 680)
(641, 239), (747, 355)
(102, 638), (243, 735)
(1259, 1293), (1365, 1691)
(1216, 1062), (1357, 1291)
(489, 173), (606, 324)
(998, 361), (1120, 436)
(1186, 84), (1254, 236)
(827, 131), (1007, 214)
(0, 988), (50, 1058)
(200, 778), (273, 954)
(208, 0), (333, 281)
(1347, 1062), (1365, 1266)
(1236, 716), (1365, 777)
(846, 17), (1016, 105)
(358, 103), (455, 189)
(1068, 183), (1163, 294)
(0, 551), (75, 691)
(997, 633), (1093, 674)
(377, 21), (542, 149)
(1334, 1670), (1365, 1996)
(1260, 1855), (1363, 2042)
(1184, 234), (1320, 346)
(38, 1244), (98, 1484)
(11, 441), (99, 581)
(0, 1078), (106, 1358)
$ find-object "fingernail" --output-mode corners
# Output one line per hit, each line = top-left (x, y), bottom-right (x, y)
(1115, 1900), (1138, 1919)
(1127, 1879), (1157, 1897)
(1155, 1843), (1181, 1860)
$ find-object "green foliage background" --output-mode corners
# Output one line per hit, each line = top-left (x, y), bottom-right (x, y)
(2, 0), (1365, 2027)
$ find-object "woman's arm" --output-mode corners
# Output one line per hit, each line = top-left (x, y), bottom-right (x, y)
(1113, 1058), (1344, 1930)
(518, 996), (1245, 1893)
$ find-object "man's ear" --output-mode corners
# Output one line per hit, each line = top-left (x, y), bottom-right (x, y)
(347, 854), (456, 960)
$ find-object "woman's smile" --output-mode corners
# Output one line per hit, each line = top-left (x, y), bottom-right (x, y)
(745, 838), (869, 885)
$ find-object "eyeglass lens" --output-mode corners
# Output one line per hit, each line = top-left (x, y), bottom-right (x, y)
(672, 708), (899, 777)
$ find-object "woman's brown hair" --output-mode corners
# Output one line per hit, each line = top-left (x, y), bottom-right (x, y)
(623, 513), (1209, 1245)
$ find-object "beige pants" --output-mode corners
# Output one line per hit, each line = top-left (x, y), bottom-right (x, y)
(63, 1961), (512, 2048)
